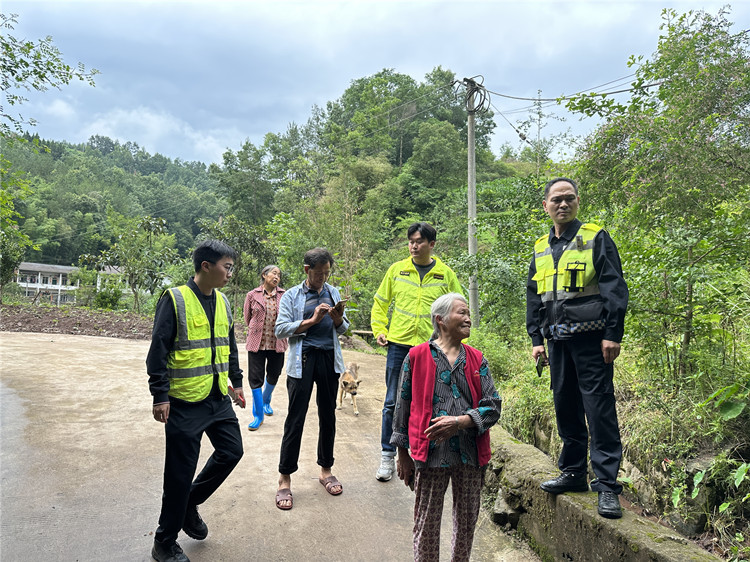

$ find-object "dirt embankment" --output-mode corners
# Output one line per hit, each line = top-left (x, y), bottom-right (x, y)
(0, 304), (153, 339)
(0, 304), (377, 352)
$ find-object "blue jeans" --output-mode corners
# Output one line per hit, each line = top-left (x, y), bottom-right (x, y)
(381, 343), (411, 453)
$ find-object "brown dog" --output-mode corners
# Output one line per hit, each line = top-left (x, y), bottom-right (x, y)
(337, 362), (361, 415)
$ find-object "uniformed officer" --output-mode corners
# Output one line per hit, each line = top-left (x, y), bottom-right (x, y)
(526, 178), (629, 519)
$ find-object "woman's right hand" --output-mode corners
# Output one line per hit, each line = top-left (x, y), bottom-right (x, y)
(396, 448), (415, 486)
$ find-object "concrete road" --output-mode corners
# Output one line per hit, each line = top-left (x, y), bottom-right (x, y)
(0, 332), (538, 561)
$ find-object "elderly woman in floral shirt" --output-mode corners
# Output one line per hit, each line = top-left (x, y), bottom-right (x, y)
(243, 265), (288, 431)
(392, 293), (502, 562)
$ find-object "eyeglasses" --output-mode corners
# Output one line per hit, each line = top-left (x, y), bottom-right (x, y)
(206, 261), (234, 273)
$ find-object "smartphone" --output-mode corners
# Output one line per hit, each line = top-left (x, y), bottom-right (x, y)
(334, 298), (348, 313)
(536, 355), (545, 377)
(227, 384), (246, 408)
(408, 472), (415, 492)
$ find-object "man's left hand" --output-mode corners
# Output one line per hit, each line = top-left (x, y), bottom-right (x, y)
(329, 303), (344, 327)
(153, 403), (170, 423)
(601, 340), (621, 364)
(232, 387), (245, 407)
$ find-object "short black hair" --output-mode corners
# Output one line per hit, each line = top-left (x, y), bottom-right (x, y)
(192, 240), (237, 273)
(543, 177), (578, 199)
(303, 247), (334, 270)
(407, 222), (437, 243)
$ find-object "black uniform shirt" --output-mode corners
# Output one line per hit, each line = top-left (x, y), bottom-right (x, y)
(526, 219), (629, 346)
(146, 277), (243, 405)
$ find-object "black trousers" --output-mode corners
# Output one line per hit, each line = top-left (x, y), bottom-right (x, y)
(155, 394), (243, 544)
(548, 335), (623, 494)
(278, 348), (339, 475)
(247, 350), (285, 389)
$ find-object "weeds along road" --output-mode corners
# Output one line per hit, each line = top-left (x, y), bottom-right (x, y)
(0, 332), (538, 562)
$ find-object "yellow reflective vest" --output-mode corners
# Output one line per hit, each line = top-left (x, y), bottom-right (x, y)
(370, 256), (463, 346)
(532, 223), (605, 336)
(166, 285), (231, 402)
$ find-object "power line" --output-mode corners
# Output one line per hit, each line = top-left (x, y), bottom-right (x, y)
(23, 72), (668, 257)
(485, 78), (664, 103)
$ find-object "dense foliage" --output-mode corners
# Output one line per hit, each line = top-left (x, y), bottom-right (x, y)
(2, 7), (749, 557)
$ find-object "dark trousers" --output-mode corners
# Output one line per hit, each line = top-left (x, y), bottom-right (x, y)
(548, 335), (623, 494)
(247, 350), (285, 389)
(381, 343), (411, 453)
(278, 348), (339, 474)
(155, 394), (243, 544)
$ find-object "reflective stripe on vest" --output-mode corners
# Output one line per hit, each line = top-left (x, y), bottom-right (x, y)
(533, 223), (602, 303)
(166, 286), (231, 402)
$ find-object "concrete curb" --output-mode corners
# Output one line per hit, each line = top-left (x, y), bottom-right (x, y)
(489, 428), (720, 561)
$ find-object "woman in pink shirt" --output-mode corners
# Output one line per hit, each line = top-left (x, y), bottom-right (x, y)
(243, 265), (288, 431)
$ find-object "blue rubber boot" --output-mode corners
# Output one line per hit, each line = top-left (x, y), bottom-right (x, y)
(262, 383), (276, 416)
(248, 388), (264, 431)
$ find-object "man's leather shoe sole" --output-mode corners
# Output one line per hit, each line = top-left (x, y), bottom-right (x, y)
(598, 491), (623, 519)
(540, 473), (589, 494)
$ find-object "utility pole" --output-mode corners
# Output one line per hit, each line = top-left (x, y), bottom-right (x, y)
(464, 78), (479, 325)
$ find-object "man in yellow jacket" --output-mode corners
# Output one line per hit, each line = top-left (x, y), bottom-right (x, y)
(147, 240), (245, 562)
(371, 222), (463, 482)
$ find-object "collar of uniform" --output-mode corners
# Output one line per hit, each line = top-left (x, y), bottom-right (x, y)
(549, 218), (582, 243)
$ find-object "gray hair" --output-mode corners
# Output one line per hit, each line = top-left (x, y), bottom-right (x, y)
(260, 264), (280, 279)
(430, 293), (468, 340)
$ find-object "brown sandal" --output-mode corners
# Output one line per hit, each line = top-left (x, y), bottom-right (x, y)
(275, 488), (293, 510)
(319, 475), (343, 496)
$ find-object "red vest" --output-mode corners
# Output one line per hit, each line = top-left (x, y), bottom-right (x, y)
(408, 342), (491, 466)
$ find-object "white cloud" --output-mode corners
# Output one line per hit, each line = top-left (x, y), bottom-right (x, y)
(42, 99), (77, 120)
(6, 0), (750, 166)
(79, 107), (237, 163)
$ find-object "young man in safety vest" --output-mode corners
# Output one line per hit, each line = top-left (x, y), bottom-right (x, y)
(371, 222), (463, 482)
(526, 178), (629, 519)
(147, 240), (245, 562)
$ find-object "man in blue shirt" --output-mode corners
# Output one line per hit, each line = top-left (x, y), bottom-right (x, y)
(274, 248), (350, 509)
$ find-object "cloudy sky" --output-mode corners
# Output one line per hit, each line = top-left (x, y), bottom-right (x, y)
(4, 0), (748, 165)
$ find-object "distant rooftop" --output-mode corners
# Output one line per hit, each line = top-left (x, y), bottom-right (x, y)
(18, 262), (78, 274)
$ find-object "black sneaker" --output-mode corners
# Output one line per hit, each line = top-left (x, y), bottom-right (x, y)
(540, 472), (589, 494)
(597, 491), (623, 519)
(152, 540), (190, 562)
(182, 505), (208, 540)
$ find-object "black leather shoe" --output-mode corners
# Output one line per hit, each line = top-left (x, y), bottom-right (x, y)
(182, 505), (208, 540)
(540, 472), (589, 494)
(152, 540), (190, 562)
(598, 491), (623, 519)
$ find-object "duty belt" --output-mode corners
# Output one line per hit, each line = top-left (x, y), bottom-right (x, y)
(551, 319), (606, 339)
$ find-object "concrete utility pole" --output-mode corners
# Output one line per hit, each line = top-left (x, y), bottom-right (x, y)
(465, 78), (479, 325)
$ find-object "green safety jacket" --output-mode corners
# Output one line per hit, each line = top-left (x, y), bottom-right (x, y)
(532, 223), (605, 337)
(166, 285), (231, 402)
(371, 256), (463, 346)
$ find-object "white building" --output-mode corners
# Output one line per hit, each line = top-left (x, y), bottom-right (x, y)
(14, 262), (80, 305)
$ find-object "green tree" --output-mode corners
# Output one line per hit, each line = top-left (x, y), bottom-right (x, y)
(1, 13), (98, 137)
(1, 12), (97, 279)
(211, 140), (275, 225)
(197, 214), (275, 310)
(0, 153), (38, 302)
(566, 7), (750, 380)
(81, 214), (179, 313)
(396, 119), (466, 223)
